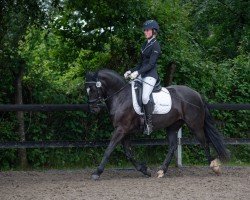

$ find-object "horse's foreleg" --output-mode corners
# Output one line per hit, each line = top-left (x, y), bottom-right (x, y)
(92, 127), (125, 180)
(122, 137), (151, 177)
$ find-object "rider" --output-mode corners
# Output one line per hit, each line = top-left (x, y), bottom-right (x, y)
(124, 20), (161, 135)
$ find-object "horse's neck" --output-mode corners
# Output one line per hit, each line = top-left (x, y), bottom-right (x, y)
(98, 70), (127, 110)
(104, 78), (125, 97)
(105, 81), (129, 112)
(99, 71), (125, 95)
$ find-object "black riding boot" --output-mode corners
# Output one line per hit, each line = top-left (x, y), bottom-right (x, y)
(143, 101), (154, 135)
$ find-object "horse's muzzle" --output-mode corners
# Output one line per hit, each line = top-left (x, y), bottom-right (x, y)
(88, 104), (101, 113)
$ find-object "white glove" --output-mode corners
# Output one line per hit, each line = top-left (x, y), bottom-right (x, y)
(124, 70), (131, 79)
(129, 71), (139, 80)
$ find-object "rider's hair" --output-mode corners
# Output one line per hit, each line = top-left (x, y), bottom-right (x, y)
(153, 29), (158, 36)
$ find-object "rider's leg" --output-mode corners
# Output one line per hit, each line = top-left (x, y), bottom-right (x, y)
(142, 76), (157, 135)
(142, 76), (157, 104)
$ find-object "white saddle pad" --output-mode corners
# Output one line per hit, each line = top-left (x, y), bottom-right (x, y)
(131, 81), (172, 115)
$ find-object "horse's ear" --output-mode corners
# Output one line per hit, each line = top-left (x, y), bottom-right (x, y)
(85, 71), (94, 80)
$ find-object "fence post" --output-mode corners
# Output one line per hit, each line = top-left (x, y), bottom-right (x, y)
(177, 128), (182, 167)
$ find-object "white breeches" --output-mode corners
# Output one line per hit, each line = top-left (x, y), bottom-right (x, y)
(137, 75), (157, 104)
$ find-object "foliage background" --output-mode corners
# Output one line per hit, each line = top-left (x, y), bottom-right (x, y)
(0, 0), (249, 170)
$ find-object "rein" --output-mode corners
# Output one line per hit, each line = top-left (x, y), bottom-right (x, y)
(103, 82), (130, 102)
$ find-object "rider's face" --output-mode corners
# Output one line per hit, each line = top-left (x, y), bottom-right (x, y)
(144, 29), (153, 39)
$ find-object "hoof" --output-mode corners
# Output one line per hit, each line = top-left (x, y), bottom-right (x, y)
(139, 164), (151, 177)
(145, 168), (152, 177)
(210, 159), (222, 175)
(91, 174), (100, 180)
(157, 170), (165, 178)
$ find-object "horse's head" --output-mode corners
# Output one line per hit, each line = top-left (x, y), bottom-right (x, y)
(85, 69), (127, 113)
(85, 71), (104, 113)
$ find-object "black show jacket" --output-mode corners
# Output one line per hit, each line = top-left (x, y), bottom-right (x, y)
(131, 38), (161, 79)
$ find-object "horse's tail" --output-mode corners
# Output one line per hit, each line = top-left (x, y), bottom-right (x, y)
(203, 101), (230, 162)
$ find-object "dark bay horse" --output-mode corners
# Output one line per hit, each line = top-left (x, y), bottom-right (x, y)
(85, 69), (230, 180)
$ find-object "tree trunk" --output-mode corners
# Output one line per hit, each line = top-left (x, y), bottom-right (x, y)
(165, 62), (176, 86)
(15, 62), (28, 169)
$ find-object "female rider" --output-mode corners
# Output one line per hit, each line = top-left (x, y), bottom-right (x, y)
(124, 20), (161, 135)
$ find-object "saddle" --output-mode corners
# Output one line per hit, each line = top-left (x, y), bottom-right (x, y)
(134, 78), (162, 111)
(131, 79), (172, 115)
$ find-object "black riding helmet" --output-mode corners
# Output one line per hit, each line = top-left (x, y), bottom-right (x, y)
(143, 20), (159, 32)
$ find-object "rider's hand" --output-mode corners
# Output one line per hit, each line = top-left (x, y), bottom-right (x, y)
(129, 71), (139, 80)
(124, 70), (131, 79)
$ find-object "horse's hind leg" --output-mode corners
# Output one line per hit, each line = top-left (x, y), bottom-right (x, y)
(157, 120), (183, 178)
(191, 127), (212, 164)
(191, 127), (221, 174)
(122, 137), (151, 177)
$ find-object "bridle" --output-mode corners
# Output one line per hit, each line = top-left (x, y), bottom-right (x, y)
(85, 79), (104, 105)
(85, 77), (129, 107)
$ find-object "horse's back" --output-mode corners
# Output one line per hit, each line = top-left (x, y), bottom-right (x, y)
(167, 85), (204, 107)
(167, 85), (201, 97)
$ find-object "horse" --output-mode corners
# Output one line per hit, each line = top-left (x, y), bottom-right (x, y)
(85, 69), (230, 180)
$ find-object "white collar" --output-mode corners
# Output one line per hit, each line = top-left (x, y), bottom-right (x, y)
(147, 36), (155, 43)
